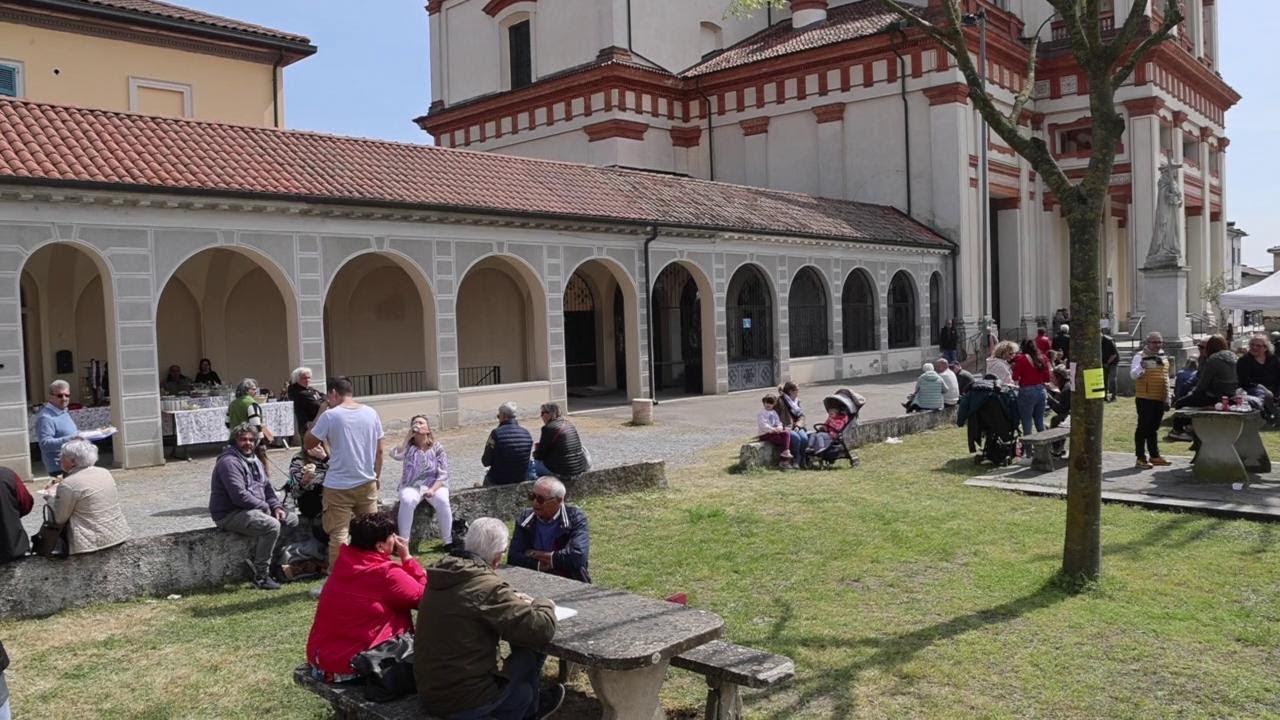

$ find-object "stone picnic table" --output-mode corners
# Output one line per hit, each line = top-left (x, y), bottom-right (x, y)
(1173, 408), (1271, 483)
(499, 566), (723, 720)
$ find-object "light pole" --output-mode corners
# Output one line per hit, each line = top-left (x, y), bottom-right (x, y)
(963, 10), (990, 339)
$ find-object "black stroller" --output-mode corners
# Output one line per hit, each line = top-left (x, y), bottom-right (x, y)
(956, 378), (1020, 466)
(809, 389), (863, 468)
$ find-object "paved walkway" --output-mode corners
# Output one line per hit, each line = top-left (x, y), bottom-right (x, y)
(966, 451), (1280, 519)
(21, 372), (923, 538)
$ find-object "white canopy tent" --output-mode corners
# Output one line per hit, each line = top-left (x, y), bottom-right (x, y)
(1219, 271), (1280, 310)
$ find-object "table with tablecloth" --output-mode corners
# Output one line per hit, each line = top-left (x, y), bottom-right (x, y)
(26, 406), (112, 436)
(163, 400), (296, 446)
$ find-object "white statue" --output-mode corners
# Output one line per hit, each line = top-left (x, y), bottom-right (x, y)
(1144, 162), (1183, 269)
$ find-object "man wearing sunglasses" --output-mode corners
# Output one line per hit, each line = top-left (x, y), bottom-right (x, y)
(507, 477), (591, 584)
(35, 380), (82, 478)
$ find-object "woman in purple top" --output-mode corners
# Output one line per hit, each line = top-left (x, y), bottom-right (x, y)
(389, 415), (452, 551)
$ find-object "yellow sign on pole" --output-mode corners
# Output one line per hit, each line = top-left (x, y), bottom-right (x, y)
(1082, 367), (1106, 400)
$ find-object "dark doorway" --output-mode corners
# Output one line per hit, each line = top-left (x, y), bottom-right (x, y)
(652, 263), (703, 395)
(612, 285), (626, 391)
(726, 265), (774, 391)
(563, 274), (597, 390)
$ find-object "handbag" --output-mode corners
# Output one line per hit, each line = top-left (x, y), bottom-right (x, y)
(351, 632), (416, 702)
(32, 505), (67, 557)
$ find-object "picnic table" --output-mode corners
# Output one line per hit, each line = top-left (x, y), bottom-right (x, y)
(500, 565), (723, 720)
(1173, 408), (1271, 483)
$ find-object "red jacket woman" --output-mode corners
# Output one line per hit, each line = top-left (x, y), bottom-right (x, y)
(306, 512), (427, 677)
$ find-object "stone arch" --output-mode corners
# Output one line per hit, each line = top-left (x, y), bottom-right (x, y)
(788, 265), (831, 358)
(562, 255), (643, 402)
(725, 262), (776, 391)
(650, 258), (715, 396)
(323, 250), (438, 395)
(888, 269), (919, 349)
(456, 253), (550, 385)
(842, 267), (878, 353)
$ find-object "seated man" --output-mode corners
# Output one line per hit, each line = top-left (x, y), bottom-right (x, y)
(306, 511), (426, 680)
(936, 358), (960, 407)
(508, 477), (591, 583)
(209, 423), (298, 590)
(482, 402), (533, 486)
(416, 517), (563, 720)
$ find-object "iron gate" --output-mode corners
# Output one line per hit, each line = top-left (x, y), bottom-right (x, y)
(727, 266), (774, 391)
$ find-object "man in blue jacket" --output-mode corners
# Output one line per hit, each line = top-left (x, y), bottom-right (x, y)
(508, 477), (591, 583)
(481, 402), (533, 486)
(35, 380), (80, 477)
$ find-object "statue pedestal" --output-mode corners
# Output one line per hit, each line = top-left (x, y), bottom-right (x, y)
(1141, 265), (1194, 368)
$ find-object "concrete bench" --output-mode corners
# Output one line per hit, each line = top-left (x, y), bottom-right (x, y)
(671, 640), (795, 720)
(292, 664), (436, 720)
(1020, 427), (1071, 471)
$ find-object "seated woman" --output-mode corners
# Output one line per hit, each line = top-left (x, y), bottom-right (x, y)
(0, 466), (34, 562)
(48, 439), (130, 555)
(193, 358), (222, 386)
(777, 382), (808, 469)
(906, 363), (945, 412)
(279, 444), (330, 581)
(389, 415), (453, 553)
(531, 403), (589, 479)
(1171, 334), (1238, 441)
(985, 341), (1019, 387)
(305, 511), (427, 680)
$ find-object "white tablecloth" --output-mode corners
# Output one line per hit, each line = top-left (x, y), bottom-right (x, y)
(163, 401), (296, 446)
(26, 406), (112, 435)
(161, 396), (229, 411)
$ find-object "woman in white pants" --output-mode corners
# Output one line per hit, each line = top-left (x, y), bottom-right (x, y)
(389, 415), (452, 552)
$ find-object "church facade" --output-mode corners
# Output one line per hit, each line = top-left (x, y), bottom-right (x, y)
(420, 0), (1239, 340)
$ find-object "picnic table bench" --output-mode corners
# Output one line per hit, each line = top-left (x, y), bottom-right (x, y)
(293, 664), (432, 720)
(1020, 426), (1071, 471)
(672, 640), (795, 720)
(1174, 408), (1271, 483)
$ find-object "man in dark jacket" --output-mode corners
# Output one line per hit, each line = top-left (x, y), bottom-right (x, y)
(482, 402), (534, 486)
(1052, 324), (1071, 360)
(416, 517), (562, 719)
(508, 477), (591, 583)
(1101, 330), (1120, 402)
(532, 403), (589, 479)
(0, 467), (33, 562)
(938, 320), (959, 364)
(210, 423), (297, 590)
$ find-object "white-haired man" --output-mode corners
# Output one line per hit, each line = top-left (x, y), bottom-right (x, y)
(35, 380), (81, 477)
(508, 477), (591, 583)
(935, 358), (960, 407)
(416, 517), (563, 719)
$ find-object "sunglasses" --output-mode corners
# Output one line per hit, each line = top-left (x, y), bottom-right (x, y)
(52, 393), (71, 398)
(527, 492), (558, 504)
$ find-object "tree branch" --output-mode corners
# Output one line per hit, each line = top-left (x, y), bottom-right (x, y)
(1112, 0), (1183, 87)
(1106, 0), (1158, 65)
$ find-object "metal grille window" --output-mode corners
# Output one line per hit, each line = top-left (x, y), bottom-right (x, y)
(651, 263), (703, 394)
(929, 272), (942, 345)
(841, 269), (877, 353)
(508, 21), (532, 89)
(788, 267), (829, 358)
(888, 271), (918, 349)
(727, 266), (773, 362)
(563, 273), (597, 388)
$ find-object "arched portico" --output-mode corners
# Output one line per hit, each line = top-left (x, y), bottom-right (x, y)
(156, 247), (299, 395)
(888, 270), (919, 349)
(456, 254), (549, 386)
(725, 263), (776, 391)
(650, 260), (715, 397)
(788, 265), (831, 358)
(323, 252), (437, 395)
(562, 256), (643, 406)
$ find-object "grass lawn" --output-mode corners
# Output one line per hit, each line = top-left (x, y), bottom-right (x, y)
(6, 403), (1280, 719)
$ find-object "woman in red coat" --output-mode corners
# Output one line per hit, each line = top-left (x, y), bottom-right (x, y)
(306, 511), (427, 678)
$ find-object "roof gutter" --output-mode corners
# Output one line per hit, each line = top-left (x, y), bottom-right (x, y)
(20, 0), (317, 58)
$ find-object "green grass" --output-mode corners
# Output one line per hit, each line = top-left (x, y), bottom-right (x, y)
(6, 404), (1280, 719)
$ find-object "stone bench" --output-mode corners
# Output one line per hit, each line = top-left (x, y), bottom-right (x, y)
(292, 664), (435, 720)
(1020, 427), (1071, 471)
(671, 640), (795, 720)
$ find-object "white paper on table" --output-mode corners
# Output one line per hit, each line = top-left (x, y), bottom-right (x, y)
(554, 605), (578, 621)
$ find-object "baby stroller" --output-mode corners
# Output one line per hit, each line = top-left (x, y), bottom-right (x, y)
(956, 378), (1020, 466)
(809, 389), (864, 468)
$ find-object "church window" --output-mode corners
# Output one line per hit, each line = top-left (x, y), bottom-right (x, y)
(508, 20), (532, 89)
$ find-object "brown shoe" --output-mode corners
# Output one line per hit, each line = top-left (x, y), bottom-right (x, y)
(1135, 458), (1153, 470)
(1149, 456), (1171, 466)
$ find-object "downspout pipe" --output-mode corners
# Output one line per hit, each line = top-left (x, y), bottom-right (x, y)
(695, 76), (715, 180)
(890, 24), (912, 217)
(272, 51), (283, 128)
(643, 224), (660, 403)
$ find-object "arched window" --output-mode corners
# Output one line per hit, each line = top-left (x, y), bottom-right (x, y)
(929, 272), (943, 345)
(788, 267), (829, 357)
(841, 269), (877, 353)
(888, 271), (918, 349)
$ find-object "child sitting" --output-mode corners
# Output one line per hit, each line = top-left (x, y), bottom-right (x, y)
(757, 394), (794, 468)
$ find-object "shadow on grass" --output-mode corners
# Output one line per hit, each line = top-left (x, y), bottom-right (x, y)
(185, 586), (317, 619)
(752, 578), (1068, 719)
(1023, 513), (1226, 564)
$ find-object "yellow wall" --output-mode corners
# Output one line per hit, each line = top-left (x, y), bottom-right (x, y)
(0, 21), (282, 126)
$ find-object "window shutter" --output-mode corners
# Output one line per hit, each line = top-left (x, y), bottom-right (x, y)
(0, 65), (16, 97)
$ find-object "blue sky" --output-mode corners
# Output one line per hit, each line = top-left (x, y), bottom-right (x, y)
(184, 1), (1275, 267)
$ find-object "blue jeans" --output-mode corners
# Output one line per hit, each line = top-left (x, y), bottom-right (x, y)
(943, 349), (958, 364)
(788, 430), (808, 466)
(529, 459), (553, 481)
(448, 646), (546, 720)
(1017, 384), (1047, 435)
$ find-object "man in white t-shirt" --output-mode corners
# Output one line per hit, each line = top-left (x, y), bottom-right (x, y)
(304, 376), (384, 571)
(935, 358), (961, 406)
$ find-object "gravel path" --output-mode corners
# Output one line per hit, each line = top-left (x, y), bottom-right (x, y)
(20, 372), (921, 538)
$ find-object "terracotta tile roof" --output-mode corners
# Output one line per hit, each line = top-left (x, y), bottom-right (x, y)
(683, 0), (907, 77)
(0, 98), (949, 249)
(44, 0), (312, 45)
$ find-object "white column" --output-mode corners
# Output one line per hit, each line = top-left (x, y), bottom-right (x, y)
(1210, 141), (1229, 283)
(741, 118), (769, 188)
(995, 201), (1022, 330)
(925, 84), (977, 330)
(1185, 207), (1206, 312)
(1189, 0), (1206, 57)
(429, 11), (445, 106)
(1126, 103), (1164, 314)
